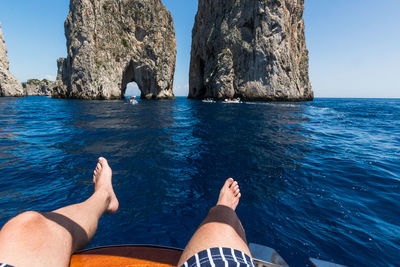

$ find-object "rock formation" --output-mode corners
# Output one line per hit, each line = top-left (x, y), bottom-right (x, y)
(54, 0), (176, 100)
(0, 24), (24, 97)
(189, 0), (313, 101)
(23, 79), (54, 96)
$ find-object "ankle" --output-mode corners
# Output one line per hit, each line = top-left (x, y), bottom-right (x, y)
(95, 187), (111, 203)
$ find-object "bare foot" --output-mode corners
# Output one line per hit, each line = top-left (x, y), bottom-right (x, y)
(93, 157), (119, 214)
(216, 178), (241, 211)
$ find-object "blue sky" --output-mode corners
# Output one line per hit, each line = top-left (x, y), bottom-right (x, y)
(0, 0), (399, 98)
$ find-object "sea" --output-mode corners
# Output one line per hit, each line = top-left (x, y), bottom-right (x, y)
(0, 96), (399, 266)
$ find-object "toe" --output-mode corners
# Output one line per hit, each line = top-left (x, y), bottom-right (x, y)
(231, 183), (239, 192)
(233, 183), (239, 190)
(224, 178), (234, 188)
(234, 188), (240, 196)
(98, 157), (108, 165)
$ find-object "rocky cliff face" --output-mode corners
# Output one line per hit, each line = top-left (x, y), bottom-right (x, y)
(23, 79), (54, 96)
(0, 24), (24, 97)
(54, 0), (176, 100)
(189, 0), (313, 101)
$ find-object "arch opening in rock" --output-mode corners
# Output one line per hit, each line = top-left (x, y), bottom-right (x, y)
(121, 60), (144, 99)
(125, 82), (141, 98)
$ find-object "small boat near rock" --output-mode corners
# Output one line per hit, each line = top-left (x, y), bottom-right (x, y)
(128, 96), (138, 104)
(202, 98), (216, 103)
(223, 97), (242, 103)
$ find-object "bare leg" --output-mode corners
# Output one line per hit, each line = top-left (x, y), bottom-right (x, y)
(177, 178), (251, 266)
(0, 157), (119, 267)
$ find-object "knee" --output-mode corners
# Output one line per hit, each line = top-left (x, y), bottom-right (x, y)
(7, 211), (46, 229)
(16, 211), (44, 223)
(0, 212), (48, 241)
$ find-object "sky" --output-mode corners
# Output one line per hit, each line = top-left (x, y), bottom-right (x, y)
(0, 0), (399, 98)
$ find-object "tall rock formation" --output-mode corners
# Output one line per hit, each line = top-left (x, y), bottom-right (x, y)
(54, 0), (176, 100)
(0, 24), (24, 97)
(189, 0), (313, 101)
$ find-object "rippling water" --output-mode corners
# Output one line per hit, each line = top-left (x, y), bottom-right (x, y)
(0, 97), (399, 266)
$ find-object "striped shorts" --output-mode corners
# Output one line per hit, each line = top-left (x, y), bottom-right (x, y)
(182, 247), (255, 267)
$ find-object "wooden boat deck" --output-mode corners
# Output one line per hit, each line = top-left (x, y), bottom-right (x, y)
(70, 243), (346, 267)
(70, 245), (183, 267)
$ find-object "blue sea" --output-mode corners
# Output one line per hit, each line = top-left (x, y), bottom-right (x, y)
(0, 97), (399, 266)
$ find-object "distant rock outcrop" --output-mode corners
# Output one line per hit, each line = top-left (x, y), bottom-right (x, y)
(54, 0), (176, 100)
(0, 24), (24, 97)
(23, 79), (54, 96)
(189, 0), (313, 101)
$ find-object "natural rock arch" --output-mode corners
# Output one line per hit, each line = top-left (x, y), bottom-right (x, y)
(120, 59), (170, 99)
(54, 0), (176, 100)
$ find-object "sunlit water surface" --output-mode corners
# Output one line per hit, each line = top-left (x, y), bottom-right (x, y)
(0, 97), (399, 266)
